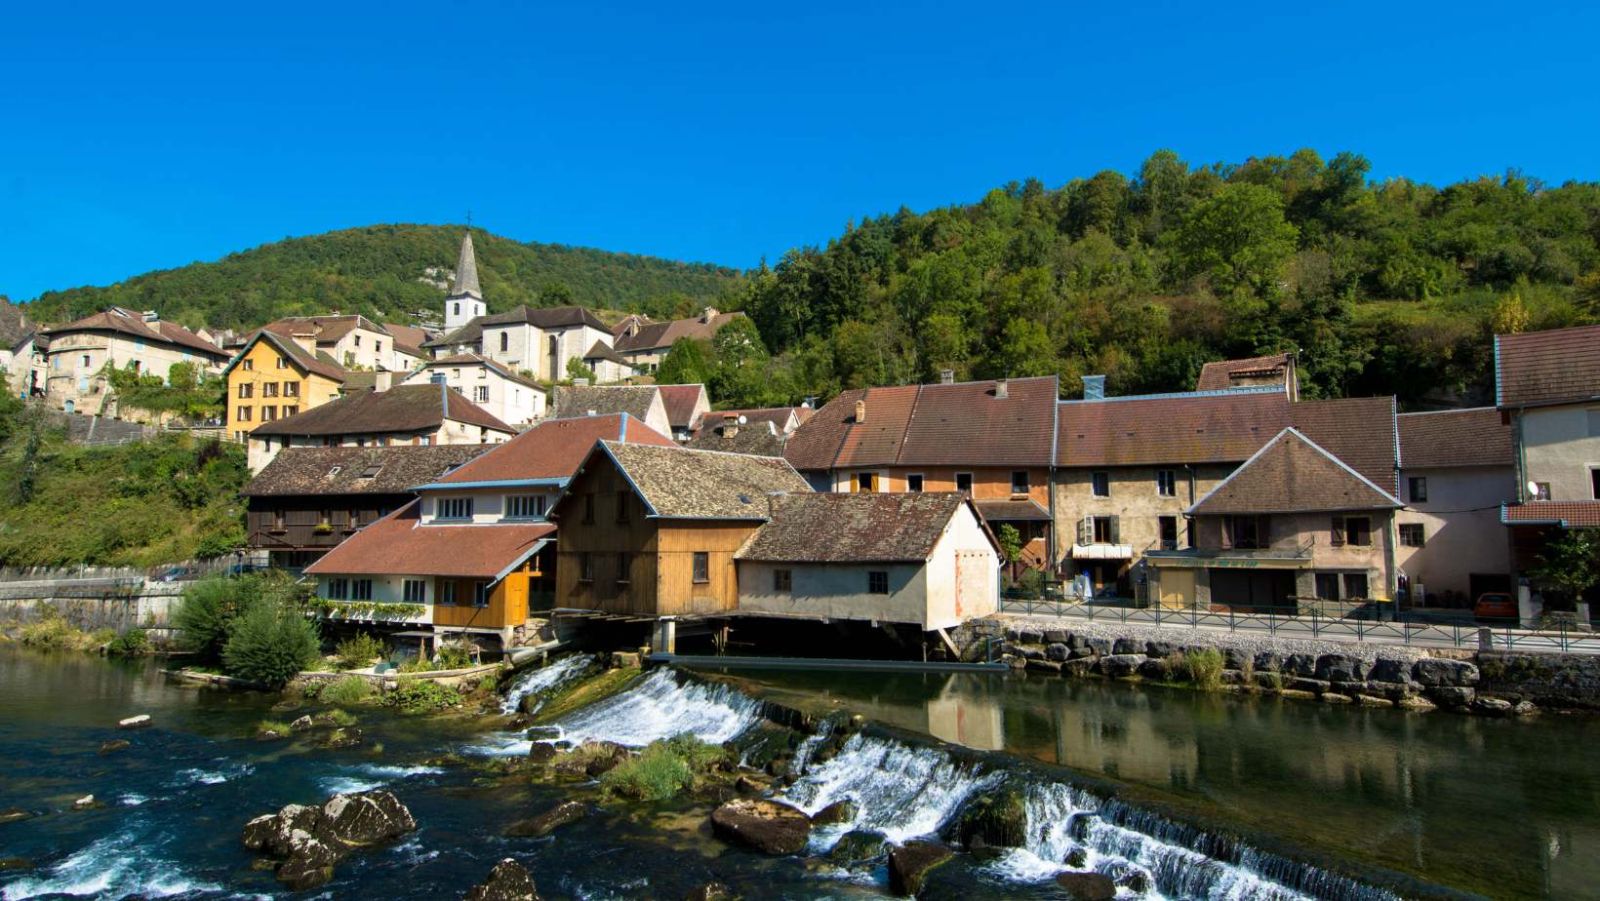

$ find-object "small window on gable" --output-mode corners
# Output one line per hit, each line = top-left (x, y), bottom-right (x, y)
(1399, 524), (1425, 547)
(906, 474), (924, 492)
(774, 569), (792, 592)
(1156, 470), (1176, 497)
(692, 552), (710, 583)
(1408, 476), (1428, 503)
(1011, 471), (1029, 494)
(1091, 472), (1110, 497)
(955, 472), (973, 493)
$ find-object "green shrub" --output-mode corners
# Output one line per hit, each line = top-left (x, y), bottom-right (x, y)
(107, 628), (150, 657)
(435, 645), (473, 670)
(1182, 648), (1226, 691)
(335, 632), (387, 670)
(19, 613), (90, 651)
(387, 680), (461, 714)
(321, 675), (375, 706)
(600, 740), (694, 801)
(256, 719), (292, 738)
(221, 598), (321, 689)
(177, 572), (311, 666)
(397, 656), (437, 674)
(325, 708), (358, 727)
(662, 733), (730, 772)
(301, 681), (325, 700)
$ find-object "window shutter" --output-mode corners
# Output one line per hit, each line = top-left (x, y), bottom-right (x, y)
(1109, 515), (1121, 544)
(1221, 517), (1233, 550)
(1330, 516), (1345, 547)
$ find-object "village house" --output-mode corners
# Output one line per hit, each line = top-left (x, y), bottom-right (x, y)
(610, 307), (746, 372)
(783, 374), (1058, 570)
(580, 341), (637, 384)
(401, 353), (548, 427)
(550, 441), (810, 618)
(687, 414), (788, 457)
(1194, 351), (1300, 399)
(245, 379), (514, 472)
(7, 332), (45, 399)
(261, 314), (418, 372)
(303, 413), (675, 652)
(429, 305), (615, 380)
(1146, 427), (1403, 610)
(551, 384), (674, 438)
(1395, 408), (1516, 604)
(734, 492), (1001, 631)
(242, 444), (489, 570)
(223, 329), (350, 441)
(38, 307), (230, 415)
(1494, 324), (1600, 611)
(658, 383), (712, 441)
(689, 403), (811, 442)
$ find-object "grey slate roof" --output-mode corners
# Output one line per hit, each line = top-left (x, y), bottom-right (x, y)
(686, 419), (787, 457)
(451, 231), (482, 298)
(736, 492), (980, 562)
(596, 440), (810, 519)
(243, 445), (490, 496)
(553, 384), (660, 422)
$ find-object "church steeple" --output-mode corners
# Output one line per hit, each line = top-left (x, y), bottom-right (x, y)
(444, 229), (486, 332)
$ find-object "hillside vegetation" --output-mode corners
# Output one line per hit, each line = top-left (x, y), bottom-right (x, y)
(27, 225), (743, 333)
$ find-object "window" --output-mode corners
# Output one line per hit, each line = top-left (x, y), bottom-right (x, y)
(582, 494), (595, 524)
(438, 580), (456, 605)
(1090, 516), (1118, 544)
(354, 334), (361, 347)
(318, 509), (333, 528)
(1011, 471), (1029, 494)
(80, 354), (91, 368)
(1593, 468), (1600, 501)
(1343, 573), (1369, 599)
(1331, 516), (1371, 547)
(1399, 524), (1426, 547)
(906, 474), (924, 493)
(454, 302), (461, 317)
(474, 386), (489, 403)
(774, 569), (792, 592)
(692, 552), (710, 583)
(955, 472), (973, 492)
(1156, 470), (1176, 497)
(437, 497), (474, 520)
(1314, 573), (1340, 600)
(1223, 515), (1265, 549)
(615, 491), (631, 524)
(578, 552), (594, 582)
(327, 578), (349, 600)
(242, 358), (254, 371)
(616, 552), (631, 585)
(236, 406), (252, 422)
(856, 472), (878, 493)
(275, 356), (288, 369)
(1158, 515), (1179, 550)
(867, 571), (889, 594)
(351, 579), (373, 601)
(237, 383), (253, 399)
(262, 382), (279, 398)
(1408, 477), (1427, 503)
(500, 332), (509, 353)
(1091, 471), (1110, 497)
(261, 405), (276, 421)
(283, 405), (299, 417)
(271, 509), (286, 531)
(472, 581), (489, 607)
(506, 495), (546, 519)
(402, 579), (426, 603)
(284, 381), (300, 397)
(1532, 482), (1552, 501)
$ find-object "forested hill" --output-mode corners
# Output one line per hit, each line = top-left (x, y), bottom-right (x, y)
(727, 150), (1600, 408)
(26, 225), (744, 332)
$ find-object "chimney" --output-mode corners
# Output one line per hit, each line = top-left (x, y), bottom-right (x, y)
(701, 306), (719, 324)
(1081, 375), (1106, 401)
(290, 330), (317, 355)
(142, 310), (159, 323)
(994, 378), (1009, 399)
(373, 371), (393, 392)
(853, 399), (866, 423)
(940, 369), (955, 385)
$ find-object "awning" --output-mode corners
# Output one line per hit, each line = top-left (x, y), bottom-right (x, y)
(974, 499), (1051, 522)
(1501, 501), (1600, 528)
(1071, 543), (1133, 560)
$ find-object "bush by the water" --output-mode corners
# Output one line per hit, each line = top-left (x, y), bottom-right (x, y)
(435, 645), (474, 670)
(387, 680), (461, 714)
(174, 572), (308, 664)
(1182, 648), (1226, 691)
(321, 675), (375, 706)
(221, 597), (321, 689)
(18, 611), (110, 651)
(335, 633), (387, 670)
(600, 734), (729, 802)
(106, 628), (151, 657)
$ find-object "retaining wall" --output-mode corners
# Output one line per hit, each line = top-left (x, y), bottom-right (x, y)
(0, 589), (185, 631)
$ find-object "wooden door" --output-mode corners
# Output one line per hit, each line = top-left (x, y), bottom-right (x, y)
(1159, 569), (1195, 610)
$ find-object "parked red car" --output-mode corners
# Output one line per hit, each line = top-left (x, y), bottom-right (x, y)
(1473, 592), (1518, 623)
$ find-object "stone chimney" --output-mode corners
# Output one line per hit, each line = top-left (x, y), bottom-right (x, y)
(701, 307), (719, 324)
(290, 330), (318, 355)
(940, 369), (955, 385)
(373, 371), (393, 392)
(853, 399), (866, 423)
(142, 310), (159, 323)
(994, 378), (1009, 399)
(721, 413), (744, 440)
(1081, 374), (1106, 401)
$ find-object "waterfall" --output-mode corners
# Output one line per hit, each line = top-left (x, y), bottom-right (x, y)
(551, 669), (764, 747)
(500, 653), (593, 714)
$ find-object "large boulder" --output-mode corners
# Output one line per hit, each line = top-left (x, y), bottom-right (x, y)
(322, 791), (416, 845)
(887, 840), (954, 897)
(1083, 637), (1113, 657)
(464, 858), (541, 901)
(1045, 643), (1071, 662)
(1145, 640), (1178, 659)
(1137, 659), (1169, 680)
(1282, 654), (1317, 677)
(953, 787), (1027, 850)
(1252, 651), (1283, 672)
(242, 790), (417, 890)
(1043, 629), (1071, 644)
(1056, 870), (1117, 900)
(504, 801), (587, 838)
(828, 830), (888, 866)
(1413, 658), (1479, 687)
(709, 799), (811, 855)
(811, 799), (858, 827)
(1099, 654), (1145, 678)
(1112, 638), (1142, 655)
(1367, 658), (1408, 684)
(1430, 686), (1476, 708)
(1314, 654), (1366, 683)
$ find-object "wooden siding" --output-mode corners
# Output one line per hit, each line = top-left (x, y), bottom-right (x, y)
(432, 559), (536, 629)
(246, 495), (407, 551)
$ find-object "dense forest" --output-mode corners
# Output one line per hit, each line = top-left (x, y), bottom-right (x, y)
(720, 149), (1600, 407)
(26, 225), (743, 333)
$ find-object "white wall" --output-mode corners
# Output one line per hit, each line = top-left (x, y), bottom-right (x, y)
(402, 363), (546, 426)
(925, 505), (1000, 628)
(418, 487), (560, 525)
(1521, 405), (1600, 502)
(1396, 464), (1515, 599)
(312, 573), (433, 622)
(737, 561), (929, 625)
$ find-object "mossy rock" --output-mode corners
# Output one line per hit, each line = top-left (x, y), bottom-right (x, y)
(953, 786), (1028, 850)
(827, 830), (888, 866)
(530, 667), (644, 725)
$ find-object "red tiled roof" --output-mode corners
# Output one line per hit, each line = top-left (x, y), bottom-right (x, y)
(1195, 353), (1293, 391)
(43, 308), (227, 359)
(1289, 396), (1398, 495)
(1398, 408), (1513, 469)
(250, 383), (513, 437)
(1057, 391), (1292, 468)
(657, 384), (708, 429)
(433, 413), (674, 484)
(1190, 429), (1401, 515)
(305, 501), (553, 578)
(1496, 324), (1600, 409)
(736, 492), (991, 562)
(262, 315), (384, 345)
(785, 377), (1058, 470)
(223, 329), (348, 383)
(693, 407), (799, 436)
(1502, 502), (1600, 528)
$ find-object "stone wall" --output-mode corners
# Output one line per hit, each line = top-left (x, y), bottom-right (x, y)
(0, 589), (184, 631)
(1477, 652), (1600, 710)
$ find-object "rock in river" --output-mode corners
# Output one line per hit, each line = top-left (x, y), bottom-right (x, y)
(464, 857), (541, 901)
(117, 714), (151, 730)
(242, 789), (417, 890)
(709, 798), (811, 855)
(1056, 870), (1117, 900)
(953, 786), (1027, 850)
(98, 739), (131, 755)
(504, 800), (588, 838)
(887, 840), (954, 897)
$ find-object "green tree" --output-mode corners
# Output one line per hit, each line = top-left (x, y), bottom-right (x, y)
(565, 357), (598, 383)
(1492, 291), (1531, 335)
(1168, 183), (1300, 297)
(655, 337), (713, 386)
(1530, 529), (1600, 609)
(222, 595), (321, 688)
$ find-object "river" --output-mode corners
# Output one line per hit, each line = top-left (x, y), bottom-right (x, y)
(0, 648), (1594, 899)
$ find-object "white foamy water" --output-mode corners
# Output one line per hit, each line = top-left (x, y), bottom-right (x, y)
(167, 762), (253, 787)
(552, 669), (763, 747)
(0, 827), (223, 900)
(318, 763), (444, 794)
(500, 654), (593, 714)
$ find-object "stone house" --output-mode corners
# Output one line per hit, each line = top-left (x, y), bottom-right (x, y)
(551, 384), (674, 439)
(39, 307), (229, 415)
(429, 305), (614, 381)
(261, 314), (416, 372)
(1194, 351), (1300, 399)
(402, 353), (548, 427)
(610, 307), (746, 373)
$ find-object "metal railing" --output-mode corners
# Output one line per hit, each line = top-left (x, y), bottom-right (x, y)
(998, 597), (1600, 654)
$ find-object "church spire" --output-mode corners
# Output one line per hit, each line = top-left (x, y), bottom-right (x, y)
(451, 230), (482, 299)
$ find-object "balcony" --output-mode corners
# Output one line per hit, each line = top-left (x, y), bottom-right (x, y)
(307, 598), (429, 624)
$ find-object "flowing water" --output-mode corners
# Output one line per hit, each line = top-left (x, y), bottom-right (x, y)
(499, 653), (594, 714)
(2, 648), (1594, 899)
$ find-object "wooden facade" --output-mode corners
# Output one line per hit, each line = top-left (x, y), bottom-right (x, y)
(432, 556), (548, 630)
(246, 494), (408, 567)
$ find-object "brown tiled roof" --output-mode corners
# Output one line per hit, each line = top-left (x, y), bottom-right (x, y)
(262, 315), (385, 346)
(383, 323), (432, 351)
(553, 385), (661, 422)
(242, 445), (489, 496)
(1189, 429), (1401, 515)
(685, 420), (787, 457)
(583, 340), (632, 367)
(1289, 396), (1398, 495)
(693, 406), (802, 437)
(432, 413), (674, 485)
(737, 492), (986, 563)
(250, 383), (513, 437)
(42, 308), (227, 358)
(785, 377), (1058, 470)
(305, 500), (554, 578)
(418, 353), (544, 389)
(1398, 408), (1513, 469)
(973, 498), (1052, 522)
(1502, 501), (1600, 528)
(223, 330), (348, 383)
(1195, 353), (1292, 391)
(1056, 390), (1292, 468)
(1496, 324), (1600, 409)
(0, 299), (29, 347)
(658, 384), (708, 429)
(587, 440), (810, 520)
(426, 305), (609, 348)
(612, 311), (745, 354)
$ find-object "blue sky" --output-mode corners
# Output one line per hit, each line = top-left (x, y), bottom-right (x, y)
(3, 1), (1597, 301)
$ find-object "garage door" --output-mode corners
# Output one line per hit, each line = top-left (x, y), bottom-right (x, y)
(1209, 569), (1295, 610)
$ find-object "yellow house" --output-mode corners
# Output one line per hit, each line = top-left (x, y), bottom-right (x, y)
(223, 330), (348, 441)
